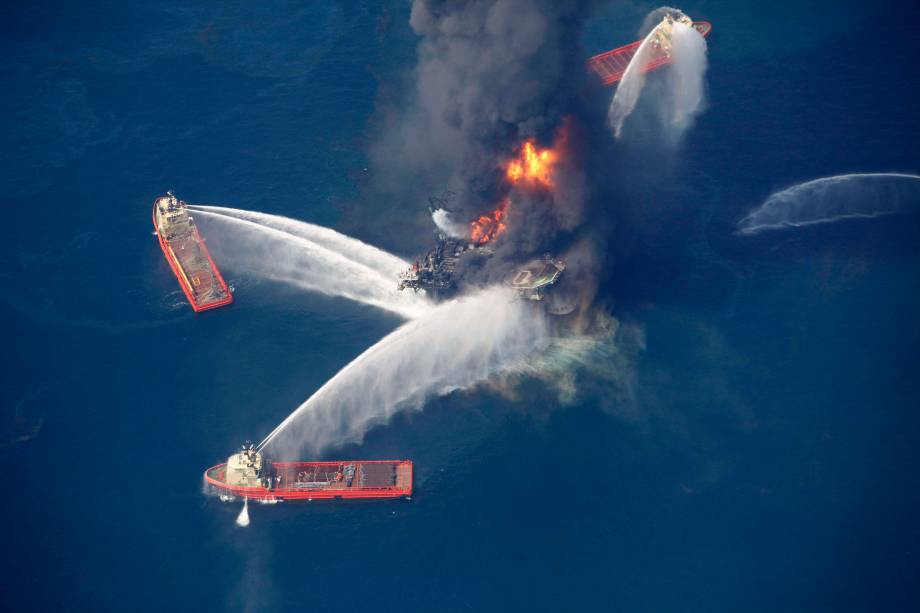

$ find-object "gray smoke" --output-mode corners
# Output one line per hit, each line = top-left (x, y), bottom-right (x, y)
(367, 0), (600, 274)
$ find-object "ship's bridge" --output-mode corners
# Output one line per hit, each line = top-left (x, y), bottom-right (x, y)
(225, 446), (266, 487)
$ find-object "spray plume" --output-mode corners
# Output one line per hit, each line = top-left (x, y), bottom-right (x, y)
(236, 498), (250, 527)
(192, 209), (430, 318)
(431, 208), (466, 238)
(608, 8), (707, 143)
(738, 173), (920, 235)
(258, 287), (548, 457)
(190, 205), (408, 278)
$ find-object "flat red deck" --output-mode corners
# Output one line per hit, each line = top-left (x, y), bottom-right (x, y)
(152, 197), (232, 312)
(586, 21), (711, 86)
(204, 460), (413, 501)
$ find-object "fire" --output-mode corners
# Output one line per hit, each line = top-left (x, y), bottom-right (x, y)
(505, 140), (557, 187)
(470, 198), (509, 245)
(469, 132), (563, 244)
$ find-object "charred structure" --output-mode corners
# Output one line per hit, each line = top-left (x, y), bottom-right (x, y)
(397, 237), (486, 299)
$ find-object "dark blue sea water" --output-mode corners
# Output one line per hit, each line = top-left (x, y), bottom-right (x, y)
(3, 1), (919, 611)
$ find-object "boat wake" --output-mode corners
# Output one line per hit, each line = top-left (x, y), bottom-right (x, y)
(737, 173), (920, 235)
(191, 209), (430, 319)
(258, 286), (549, 457)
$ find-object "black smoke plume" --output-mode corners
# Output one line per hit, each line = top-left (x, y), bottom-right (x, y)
(362, 0), (616, 315)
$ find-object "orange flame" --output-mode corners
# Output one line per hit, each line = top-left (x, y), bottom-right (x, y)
(469, 131), (564, 244)
(470, 198), (509, 245)
(505, 140), (557, 187)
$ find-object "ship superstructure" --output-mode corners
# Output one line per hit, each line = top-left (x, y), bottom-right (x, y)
(152, 192), (232, 312)
(587, 16), (712, 86)
(204, 445), (413, 502)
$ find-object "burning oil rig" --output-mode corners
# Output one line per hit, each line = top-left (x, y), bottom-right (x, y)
(397, 236), (478, 298)
(397, 234), (566, 304)
(397, 134), (576, 310)
(397, 195), (568, 309)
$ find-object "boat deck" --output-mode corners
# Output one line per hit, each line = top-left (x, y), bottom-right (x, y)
(205, 460), (413, 500)
(587, 21), (711, 86)
(153, 196), (232, 312)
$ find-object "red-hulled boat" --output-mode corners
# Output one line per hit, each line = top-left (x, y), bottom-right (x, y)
(587, 18), (712, 86)
(204, 446), (413, 502)
(152, 192), (232, 312)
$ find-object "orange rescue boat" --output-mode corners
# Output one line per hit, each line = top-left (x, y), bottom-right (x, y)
(152, 192), (232, 312)
(204, 445), (413, 502)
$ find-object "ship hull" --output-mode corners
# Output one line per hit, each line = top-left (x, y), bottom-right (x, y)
(203, 460), (413, 501)
(152, 196), (232, 312)
(587, 21), (712, 86)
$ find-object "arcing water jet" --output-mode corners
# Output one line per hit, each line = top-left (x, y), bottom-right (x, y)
(258, 286), (549, 457)
(192, 210), (430, 318)
(738, 173), (920, 235)
(608, 8), (708, 142)
(189, 205), (408, 278)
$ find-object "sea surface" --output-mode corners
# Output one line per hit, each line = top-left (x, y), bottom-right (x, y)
(2, 1), (919, 611)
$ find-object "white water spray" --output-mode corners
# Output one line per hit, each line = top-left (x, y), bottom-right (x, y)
(431, 208), (465, 238)
(608, 9), (708, 142)
(608, 24), (658, 138)
(192, 210), (430, 318)
(236, 498), (250, 527)
(189, 205), (409, 278)
(258, 287), (549, 457)
(660, 21), (707, 138)
(738, 173), (920, 235)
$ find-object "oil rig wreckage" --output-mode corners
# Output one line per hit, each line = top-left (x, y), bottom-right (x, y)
(397, 240), (566, 305)
(397, 197), (568, 310)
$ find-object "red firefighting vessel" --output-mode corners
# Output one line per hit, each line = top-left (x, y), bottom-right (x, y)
(587, 17), (711, 86)
(152, 192), (232, 312)
(204, 445), (413, 502)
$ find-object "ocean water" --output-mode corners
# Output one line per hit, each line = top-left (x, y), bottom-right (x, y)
(2, 1), (919, 611)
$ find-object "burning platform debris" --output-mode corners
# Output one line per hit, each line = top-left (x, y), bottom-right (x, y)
(398, 136), (571, 309)
(397, 236), (485, 298)
(397, 215), (568, 308)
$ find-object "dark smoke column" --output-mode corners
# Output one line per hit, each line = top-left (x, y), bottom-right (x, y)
(373, 0), (594, 222)
(366, 0), (610, 317)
